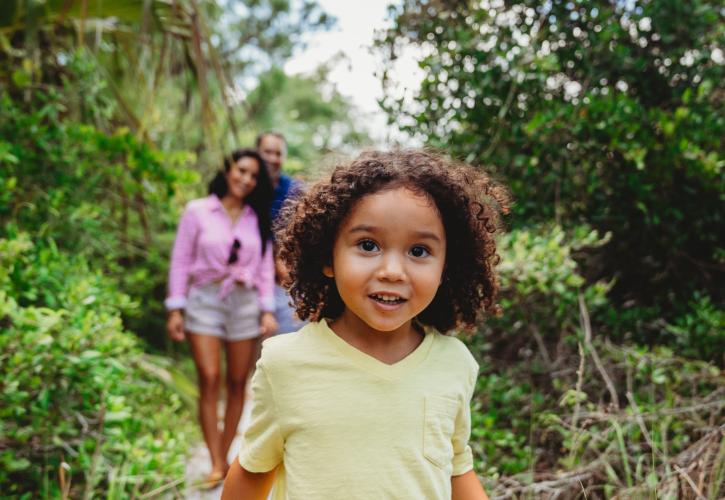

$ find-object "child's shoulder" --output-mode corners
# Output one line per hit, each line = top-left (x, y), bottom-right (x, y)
(431, 331), (479, 373)
(258, 322), (321, 365)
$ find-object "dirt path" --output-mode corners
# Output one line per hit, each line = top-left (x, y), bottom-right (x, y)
(182, 398), (253, 499)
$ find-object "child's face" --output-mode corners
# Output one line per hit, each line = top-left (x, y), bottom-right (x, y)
(323, 186), (446, 334)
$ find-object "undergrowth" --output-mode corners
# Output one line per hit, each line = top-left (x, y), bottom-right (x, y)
(464, 225), (724, 498)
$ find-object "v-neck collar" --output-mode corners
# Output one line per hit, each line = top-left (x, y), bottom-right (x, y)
(209, 195), (248, 226)
(316, 318), (435, 380)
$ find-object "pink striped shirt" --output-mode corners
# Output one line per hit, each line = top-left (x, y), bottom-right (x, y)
(165, 195), (275, 312)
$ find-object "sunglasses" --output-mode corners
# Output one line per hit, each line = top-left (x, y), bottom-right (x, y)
(228, 238), (241, 264)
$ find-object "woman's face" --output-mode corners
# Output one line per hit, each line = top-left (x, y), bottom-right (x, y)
(225, 156), (259, 201)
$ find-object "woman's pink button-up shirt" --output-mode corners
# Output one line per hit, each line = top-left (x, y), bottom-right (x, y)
(165, 195), (275, 312)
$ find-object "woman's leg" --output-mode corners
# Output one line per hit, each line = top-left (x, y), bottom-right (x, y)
(187, 332), (226, 474)
(220, 337), (257, 462)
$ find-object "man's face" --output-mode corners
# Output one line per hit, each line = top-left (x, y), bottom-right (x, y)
(258, 135), (286, 183)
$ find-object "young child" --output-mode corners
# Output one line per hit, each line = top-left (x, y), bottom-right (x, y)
(222, 150), (509, 499)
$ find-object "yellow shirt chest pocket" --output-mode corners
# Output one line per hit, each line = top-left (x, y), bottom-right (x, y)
(423, 395), (460, 469)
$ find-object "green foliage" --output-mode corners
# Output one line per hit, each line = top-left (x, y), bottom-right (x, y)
(462, 226), (724, 495)
(0, 234), (194, 497)
(530, 345), (724, 498)
(1, 0), (334, 167)
(471, 225), (609, 360)
(470, 374), (537, 476)
(496, 225), (610, 329)
(465, 225), (610, 474)
(0, 1), (370, 496)
(665, 292), (725, 364)
(0, 84), (196, 345)
(0, 31), (202, 496)
(379, 0), (724, 307)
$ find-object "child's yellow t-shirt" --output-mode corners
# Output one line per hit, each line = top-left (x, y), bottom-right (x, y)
(238, 320), (479, 499)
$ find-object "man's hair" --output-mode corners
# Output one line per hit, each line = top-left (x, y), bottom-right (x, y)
(255, 131), (287, 148)
(276, 149), (511, 333)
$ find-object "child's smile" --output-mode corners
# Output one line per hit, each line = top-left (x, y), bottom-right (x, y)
(369, 292), (406, 307)
(323, 186), (446, 340)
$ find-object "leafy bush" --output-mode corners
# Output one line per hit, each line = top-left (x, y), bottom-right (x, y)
(665, 292), (725, 365)
(524, 345), (724, 499)
(471, 224), (610, 362)
(466, 225), (610, 475)
(379, 0), (724, 308)
(0, 86), (197, 346)
(462, 225), (724, 496)
(0, 234), (194, 497)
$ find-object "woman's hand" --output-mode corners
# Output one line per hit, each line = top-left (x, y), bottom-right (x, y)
(166, 310), (185, 342)
(259, 311), (278, 337)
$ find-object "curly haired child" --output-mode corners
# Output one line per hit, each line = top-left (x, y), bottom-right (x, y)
(222, 149), (510, 499)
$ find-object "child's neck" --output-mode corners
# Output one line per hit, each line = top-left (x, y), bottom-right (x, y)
(329, 313), (424, 365)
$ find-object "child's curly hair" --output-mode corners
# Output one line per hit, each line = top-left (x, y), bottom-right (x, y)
(276, 149), (510, 333)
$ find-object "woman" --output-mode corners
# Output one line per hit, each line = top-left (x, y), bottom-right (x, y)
(165, 149), (278, 486)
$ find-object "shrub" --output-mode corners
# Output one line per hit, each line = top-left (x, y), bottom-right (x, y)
(0, 88), (197, 347)
(461, 225), (724, 496)
(466, 225), (610, 475)
(665, 292), (725, 365)
(379, 0), (724, 309)
(0, 235), (194, 497)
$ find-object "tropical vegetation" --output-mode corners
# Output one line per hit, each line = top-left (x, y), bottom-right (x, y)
(1, 0), (722, 497)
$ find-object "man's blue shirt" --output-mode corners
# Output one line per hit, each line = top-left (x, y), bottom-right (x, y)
(271, 174), (301, 222)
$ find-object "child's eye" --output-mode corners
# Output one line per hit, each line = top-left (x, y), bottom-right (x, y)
(409, 245), (430, 258)
(357, 239), (379, 252)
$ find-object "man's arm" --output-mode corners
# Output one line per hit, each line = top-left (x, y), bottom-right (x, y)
(221, 460), (276, 500)
(451, 470), (489, 500)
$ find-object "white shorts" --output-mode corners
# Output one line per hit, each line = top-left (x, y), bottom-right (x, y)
(184, 282), (260, 342)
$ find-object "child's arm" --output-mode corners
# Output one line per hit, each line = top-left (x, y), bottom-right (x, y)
(451, 470), (489, 500)
(221, 460), (276, 500)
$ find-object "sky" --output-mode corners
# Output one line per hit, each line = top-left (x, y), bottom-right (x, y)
(284, 0), (423, 145)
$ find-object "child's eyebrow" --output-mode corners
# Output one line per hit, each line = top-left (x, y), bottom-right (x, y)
(347, 224), (378, 235)
(347, 225), (443, 243)
(412, 230), (443, 243)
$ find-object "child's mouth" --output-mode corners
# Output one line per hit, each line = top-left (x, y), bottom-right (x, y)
(369, 293), (406, 305)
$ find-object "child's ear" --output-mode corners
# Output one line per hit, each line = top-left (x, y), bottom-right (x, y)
(322, 265), (334, 278)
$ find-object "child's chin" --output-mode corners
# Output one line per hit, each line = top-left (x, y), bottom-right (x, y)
(363, 318), (409, 333)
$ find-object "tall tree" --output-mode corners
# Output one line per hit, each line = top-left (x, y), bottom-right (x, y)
(1, 0), (333, 160)
(378, 0), (724, 308)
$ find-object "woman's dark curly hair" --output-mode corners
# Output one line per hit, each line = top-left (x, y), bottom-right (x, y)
(208, 148), (273, 253)
(276, 149), (510, 333)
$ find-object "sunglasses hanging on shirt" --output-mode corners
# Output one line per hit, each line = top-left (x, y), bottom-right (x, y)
(228, 238), (241, 264)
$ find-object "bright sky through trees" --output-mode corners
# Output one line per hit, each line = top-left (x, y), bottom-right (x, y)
(285, 0), (423, 145)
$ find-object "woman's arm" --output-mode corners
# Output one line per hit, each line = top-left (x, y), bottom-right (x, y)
(255, 240), (277, 335)
(221, 460), (276, 500)
(451, 470), (489, 500)
(165, 204), (198, 311)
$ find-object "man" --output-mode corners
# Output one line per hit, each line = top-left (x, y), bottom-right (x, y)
(256, 131), (305, 334)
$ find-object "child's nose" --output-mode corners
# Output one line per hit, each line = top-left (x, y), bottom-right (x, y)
(376, 253), (406, 282)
